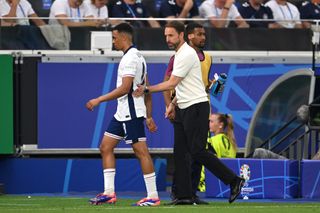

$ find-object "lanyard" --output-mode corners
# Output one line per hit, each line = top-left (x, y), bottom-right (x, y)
(97, 8), (100, 17)
(124, 3), (136, 18)
(18, 4), (26, 17)
(278, 4), (293, 20)
(69, 6), (81, 21)
(214, 6), (221, 17)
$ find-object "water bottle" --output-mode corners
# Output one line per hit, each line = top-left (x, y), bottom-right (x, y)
(209, 73), (228, 96)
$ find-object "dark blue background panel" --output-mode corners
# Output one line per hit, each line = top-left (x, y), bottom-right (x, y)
(38, 62), (173, 149)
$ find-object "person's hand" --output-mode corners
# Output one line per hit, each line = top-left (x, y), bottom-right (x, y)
(132, 85), (145, 97)
(165, 103), (176, 120)
(86, 98), (100, 111)
(146, 117), (157, 133)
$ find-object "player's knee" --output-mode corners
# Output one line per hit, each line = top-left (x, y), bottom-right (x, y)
(99, 143), (113, 154)
(134, 149), (151, 161)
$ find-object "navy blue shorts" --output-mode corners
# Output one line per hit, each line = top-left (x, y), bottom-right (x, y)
(105, 117), (146, 144)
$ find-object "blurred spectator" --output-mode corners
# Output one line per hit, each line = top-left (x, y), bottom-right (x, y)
(49, 0), (104, 27)
(237, 0), (277, 28)
(84, 0), (112, 25)
(265, 0), (302, 28)
(299, 0), (320, 28)
(253, 148), (287, 159)
(0, 0), (46, 26)
(84, 0), (109, 18)
(159, 0), (200, 22)
(199, 0), (249, 28)
(110, 0), (160, 27)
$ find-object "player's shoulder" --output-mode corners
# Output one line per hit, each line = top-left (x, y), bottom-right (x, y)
(126, 47), (145, 60)
(179, 45), (197, 61)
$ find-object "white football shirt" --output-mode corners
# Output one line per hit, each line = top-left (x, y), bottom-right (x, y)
(114, 47), (147, 121)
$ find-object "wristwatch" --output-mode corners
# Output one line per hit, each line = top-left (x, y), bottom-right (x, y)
(143, 86), (150, 94)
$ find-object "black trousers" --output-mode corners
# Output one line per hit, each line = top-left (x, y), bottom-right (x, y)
(173, 101), (237, 199)
(171, 153), (202, 199)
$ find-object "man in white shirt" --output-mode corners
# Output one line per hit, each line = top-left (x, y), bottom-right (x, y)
(265, 0), (302, 28)
(86, 23), (160, 207)
(199, 0), (248, 28)
(134, 21), (245, 204)
(0, 0), (45, 26)
(49, 0), (103, 27)
(84, 0), (108, 19)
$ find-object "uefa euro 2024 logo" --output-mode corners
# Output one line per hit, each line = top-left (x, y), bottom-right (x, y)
(240, 164), (254, 199)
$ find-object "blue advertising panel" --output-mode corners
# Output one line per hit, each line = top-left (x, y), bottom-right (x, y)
(300, 160), (320, 198)
(38, 63), (309, 149)
(0, 158), (167, 194)
(205, 159), (299, 199)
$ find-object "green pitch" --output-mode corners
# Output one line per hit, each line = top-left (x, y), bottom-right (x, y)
(0, 196), (319, 213)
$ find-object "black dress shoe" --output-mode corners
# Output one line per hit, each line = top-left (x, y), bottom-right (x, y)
(229, 177), (245, 204)
(165, 198), (195, 205)
(193, 197), (209, 205)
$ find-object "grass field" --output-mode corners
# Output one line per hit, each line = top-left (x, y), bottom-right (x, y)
(0, 196), (320, 213)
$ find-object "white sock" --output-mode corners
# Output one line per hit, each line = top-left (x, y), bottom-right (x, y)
(143, 172), (158, 199)
(103, 168), (115, 195)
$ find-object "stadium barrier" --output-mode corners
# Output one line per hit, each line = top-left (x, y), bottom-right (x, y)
(1, 157), (319, 199)
(300, 160), (320, 199)
(0, 158), (167, 194)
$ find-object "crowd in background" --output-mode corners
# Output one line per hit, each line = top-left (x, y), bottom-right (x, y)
(0, 0), (320, 28)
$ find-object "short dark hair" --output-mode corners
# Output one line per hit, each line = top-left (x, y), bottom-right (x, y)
(112, 23), (134, 37)
(186, 22), (204, 35)
(165, 21), (185, 34)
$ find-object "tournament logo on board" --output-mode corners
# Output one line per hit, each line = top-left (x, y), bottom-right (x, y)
(240, 164), (254, 199)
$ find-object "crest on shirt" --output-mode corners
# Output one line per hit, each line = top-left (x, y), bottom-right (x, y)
(242, 2), (249, 7)
(168, 0), (176, 5)
(136, 7), (143, 14)
(263, 13), (269, 19)
(302, 1), (309, 7)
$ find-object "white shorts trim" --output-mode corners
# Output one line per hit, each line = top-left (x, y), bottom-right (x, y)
(104, 132), (123, 140)
(125, 137), (147, 144)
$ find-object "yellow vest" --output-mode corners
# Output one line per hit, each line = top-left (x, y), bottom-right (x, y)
(207, 133), (237, 158)
(200, 51), (212, 88)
